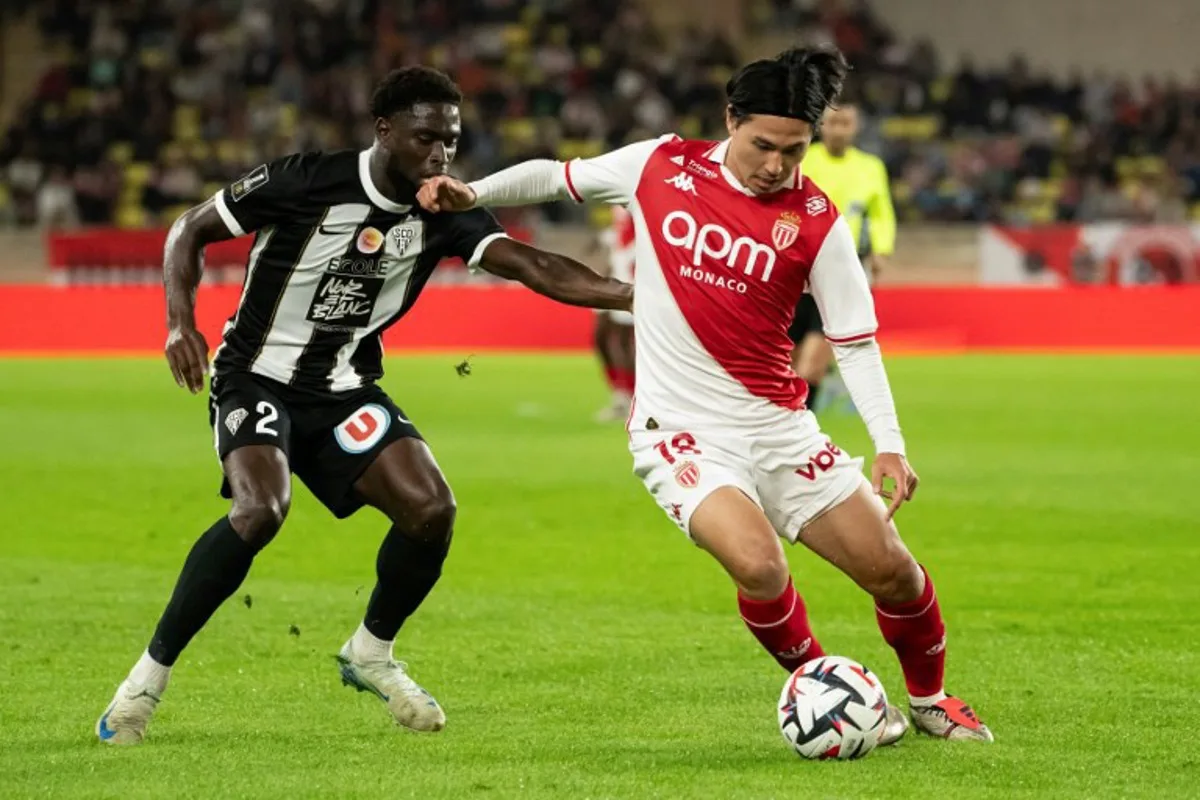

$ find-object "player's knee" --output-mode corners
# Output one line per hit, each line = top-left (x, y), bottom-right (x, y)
(393, 493), (456, 545)
(229, 493), (290, 549)
(867, 553), (923, 606)
(733, 550), (791, 600)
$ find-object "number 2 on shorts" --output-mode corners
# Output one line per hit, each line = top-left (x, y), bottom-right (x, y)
(255, 401), (279, 437)
(654, 432), (701, 465)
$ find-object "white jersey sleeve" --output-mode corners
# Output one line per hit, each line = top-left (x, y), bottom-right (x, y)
(810, 216), (905, 455)
(563, 134), (677, 205)
(808, 215), (878, 343)
(467, 134), (674, 209)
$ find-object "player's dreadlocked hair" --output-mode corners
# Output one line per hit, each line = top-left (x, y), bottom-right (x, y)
(370, 67), (463, 118)
(726, 46), (849, 125)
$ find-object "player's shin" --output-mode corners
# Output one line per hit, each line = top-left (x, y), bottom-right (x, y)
(358, 525), (451, 655)
(739, 577), (827, 671)
(147, 516), (261, 668)
(875, 564), (946, 704)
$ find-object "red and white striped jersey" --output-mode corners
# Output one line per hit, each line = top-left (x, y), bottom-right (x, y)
(563, 135), (878, 432)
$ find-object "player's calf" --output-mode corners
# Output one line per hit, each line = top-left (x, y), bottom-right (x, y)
(738, 576), (827, 671)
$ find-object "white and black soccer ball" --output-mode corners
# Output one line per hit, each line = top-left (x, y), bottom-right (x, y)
(777, 656), (889, 760)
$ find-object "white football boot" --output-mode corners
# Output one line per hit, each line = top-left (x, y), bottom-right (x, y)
(910, 695), (994, 742)
(96, 679), (162, 745)
(336, 640), (445, 732)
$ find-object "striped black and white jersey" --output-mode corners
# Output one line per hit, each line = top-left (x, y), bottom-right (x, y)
(209, 149), (506, 393)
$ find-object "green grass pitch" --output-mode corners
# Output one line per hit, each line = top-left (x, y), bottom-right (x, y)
(1, 353), (1198, 799)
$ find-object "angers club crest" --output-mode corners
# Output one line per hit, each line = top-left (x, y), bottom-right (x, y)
(772, 211), (801, 250)
(389, 220), (422, 257)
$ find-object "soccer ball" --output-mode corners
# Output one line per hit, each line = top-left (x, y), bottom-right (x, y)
(777, 656), (889, 760)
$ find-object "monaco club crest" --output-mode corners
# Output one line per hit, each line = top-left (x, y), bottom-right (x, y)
(772, 211), (801, 250)
(674, 461), (701, 488)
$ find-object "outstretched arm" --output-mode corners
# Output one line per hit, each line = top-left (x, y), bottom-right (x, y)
(475, 237), (632, 311)
(417, 135), (676, 212)
(163, 197), (236, 393)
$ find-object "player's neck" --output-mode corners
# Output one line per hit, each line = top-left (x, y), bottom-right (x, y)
(367, 147), (417, 204)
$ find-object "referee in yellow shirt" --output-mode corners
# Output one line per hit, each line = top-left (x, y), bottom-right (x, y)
(790, 102), (896, 411)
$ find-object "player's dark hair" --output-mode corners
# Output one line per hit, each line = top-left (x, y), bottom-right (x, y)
(370, 67), (463, 118)
(726, 46), (849, 125)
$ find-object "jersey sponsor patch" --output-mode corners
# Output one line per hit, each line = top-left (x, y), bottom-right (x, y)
(230, 164), (270, 202)
(334, 403), (392, 453)
(307, 270), (385, 327)
(356, 227), (383, 254)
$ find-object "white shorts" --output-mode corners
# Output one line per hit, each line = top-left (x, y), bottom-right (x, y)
(629, 412), (867, 542)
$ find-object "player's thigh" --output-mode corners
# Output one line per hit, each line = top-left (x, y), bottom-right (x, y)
(752, 417), (865, 544)
(797, 482), (919, 600)
(289, 387), (424, 520)
(354, 437), (455, 536)
(210, 374), (294, 510)
(689, 486), (790, 599)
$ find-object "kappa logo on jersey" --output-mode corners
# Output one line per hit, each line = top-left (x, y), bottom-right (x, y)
(665, 172), (698, 195)
(357, 227), (383, 254)
(334, 403), (392, 454)
(662, 210), (776, 280)
(805, 195), (828, 216)
(389, 221), (421, 257)
(224, 408), (249, 436)
(230, 165), (269, 202)
(674, 460), (701, 488)
(772, 211), (801, 250)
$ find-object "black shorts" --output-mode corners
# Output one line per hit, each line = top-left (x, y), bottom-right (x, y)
(787, 293), (824, 344)
(208, 372), (421, 519)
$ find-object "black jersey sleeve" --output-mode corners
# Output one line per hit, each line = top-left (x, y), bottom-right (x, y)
(214, 154), (315, 236)
(439, 207), (508, 269)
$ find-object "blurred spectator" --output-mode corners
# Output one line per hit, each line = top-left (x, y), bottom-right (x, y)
(2, 0), (1197, 229)
(753, 0), (1200, 224)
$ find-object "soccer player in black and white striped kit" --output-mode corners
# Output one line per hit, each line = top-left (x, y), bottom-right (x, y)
(96, 67), (632, 744)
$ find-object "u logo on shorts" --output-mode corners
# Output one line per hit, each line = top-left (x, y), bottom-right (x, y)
(334, 403), (391, 454)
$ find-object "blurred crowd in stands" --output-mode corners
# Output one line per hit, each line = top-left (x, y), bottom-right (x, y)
(2, 0), (1198, 231)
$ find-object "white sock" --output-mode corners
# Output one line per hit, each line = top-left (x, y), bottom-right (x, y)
(351, 623), (393, 662)
(128, 650), (171, 694)
(909, 690), (947, 708)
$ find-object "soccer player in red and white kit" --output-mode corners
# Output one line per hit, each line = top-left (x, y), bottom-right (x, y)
(419, 47), (992, 743)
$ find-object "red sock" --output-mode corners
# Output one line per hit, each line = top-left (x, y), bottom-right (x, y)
(738, 578), (826, 672)
(875, 564), (946, 698)
(602, 365), (619, 390)
(615, 368), (635, 394)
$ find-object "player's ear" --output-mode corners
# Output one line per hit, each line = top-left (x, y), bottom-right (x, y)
(724, 106), (738, 137)
(374, 116), (391, 142)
